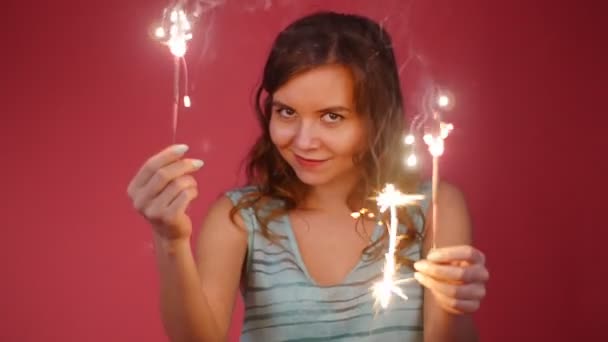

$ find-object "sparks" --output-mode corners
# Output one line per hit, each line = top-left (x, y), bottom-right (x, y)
(405, 154), (417, 167)
(166, 7), (192, 58)
(404, 134), (415, 145)
(371, 184), (424, 309)
(370, 91), (455, 309)
(437, 94), (450, 108)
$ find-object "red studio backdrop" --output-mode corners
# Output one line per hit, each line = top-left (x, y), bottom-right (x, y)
(2, 0), (605, 341)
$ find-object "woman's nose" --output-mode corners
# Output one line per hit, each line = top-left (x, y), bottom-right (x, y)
(293, 120), (321, 150)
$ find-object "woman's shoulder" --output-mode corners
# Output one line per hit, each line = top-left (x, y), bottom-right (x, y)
(223, 184), (261, 204)
(222, 184), (283, 212)
(410, 179), (467, 217)
(416, 179), (464, 199)
(413, 179), (469, 221)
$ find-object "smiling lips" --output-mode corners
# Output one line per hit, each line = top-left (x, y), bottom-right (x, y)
(294, 154), (329, 168)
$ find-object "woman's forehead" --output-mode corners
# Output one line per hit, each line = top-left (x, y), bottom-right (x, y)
(273, 65), (355, 110)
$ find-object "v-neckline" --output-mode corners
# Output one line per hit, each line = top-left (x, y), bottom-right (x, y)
(282, 213), (384, 288)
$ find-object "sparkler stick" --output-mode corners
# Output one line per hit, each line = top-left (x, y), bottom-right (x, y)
(423, 96), (453, 250)
(154, 0), (194, 143)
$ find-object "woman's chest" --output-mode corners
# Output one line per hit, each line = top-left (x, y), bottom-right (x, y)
(288, 212), (378, 286)
(242, 255), (424, 342)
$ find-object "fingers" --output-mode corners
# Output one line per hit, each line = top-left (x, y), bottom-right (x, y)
(127, 144), (190, 196)
(426, 245), (486, 264)
(414, 260), (490, 283)
(426, 283), (481, 314)
(141, 176), (198, 227)
(167, 186), (199, 216)
(414, 272), (486, 301)
(155, 175), (198, 210)
(127, 145), (203, 241)
(132, 158), (204, 212)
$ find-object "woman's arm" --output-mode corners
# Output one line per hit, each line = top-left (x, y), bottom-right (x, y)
(155, 196), (248, 342)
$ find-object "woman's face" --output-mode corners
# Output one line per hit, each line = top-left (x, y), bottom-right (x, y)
(269, 64), (366, 188)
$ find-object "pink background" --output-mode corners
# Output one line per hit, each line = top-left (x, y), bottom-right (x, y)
(2, 0), (605, 341)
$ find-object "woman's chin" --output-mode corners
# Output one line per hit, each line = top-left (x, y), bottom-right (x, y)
(293, 170), (334, 187)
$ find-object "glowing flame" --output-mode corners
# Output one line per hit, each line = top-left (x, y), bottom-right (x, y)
(438, 95), (450, 108)
(406, 154), (417, 167)
(155, 27), (166, 38)
(423, 122), (453, 157)
(166, 9), (192, 57)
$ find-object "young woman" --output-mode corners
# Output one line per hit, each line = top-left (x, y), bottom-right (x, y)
(127, 11), (489, 342)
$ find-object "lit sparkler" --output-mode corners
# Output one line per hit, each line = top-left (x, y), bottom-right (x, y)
(153, 0), (196, 143)
(367, 92), (455, 309)
(371, 184), (424, 309)
(423, 94), (453, 249)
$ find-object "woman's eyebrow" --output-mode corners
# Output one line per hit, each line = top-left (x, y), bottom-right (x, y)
(272, 100), (352, 113)
(315, 105), (352, 113)
(271, 100), (294, 110)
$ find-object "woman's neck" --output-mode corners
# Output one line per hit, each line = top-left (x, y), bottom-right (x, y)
(300, 174), (361, 213)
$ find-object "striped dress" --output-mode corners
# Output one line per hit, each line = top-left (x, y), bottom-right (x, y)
(226, 184), (431, 342)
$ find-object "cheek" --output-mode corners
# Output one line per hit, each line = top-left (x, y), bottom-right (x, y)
(269, 120), (293, 148)
(326, 124), (366, 155)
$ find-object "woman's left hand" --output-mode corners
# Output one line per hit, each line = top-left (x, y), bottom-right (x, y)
(413, 245), (489, 315)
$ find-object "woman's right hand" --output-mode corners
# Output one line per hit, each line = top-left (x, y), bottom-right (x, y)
(127, 144), (204, 241)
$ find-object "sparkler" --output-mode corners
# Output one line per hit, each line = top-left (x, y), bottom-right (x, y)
(412, 93), (454, 250)
(154, 1), (194, 143)
(366, 92), (454, 309)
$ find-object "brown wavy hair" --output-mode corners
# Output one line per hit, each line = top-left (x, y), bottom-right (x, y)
(230, 11), (425, 268)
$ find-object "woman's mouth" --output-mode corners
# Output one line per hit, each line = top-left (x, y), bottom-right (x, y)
(294, 154), (329, 168)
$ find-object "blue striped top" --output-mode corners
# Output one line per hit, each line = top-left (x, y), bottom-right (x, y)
(226, 183), (431, 342)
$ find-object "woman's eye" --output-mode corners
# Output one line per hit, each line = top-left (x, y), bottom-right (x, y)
(277, 108), (295, 117)
(322, 112), (343, 123)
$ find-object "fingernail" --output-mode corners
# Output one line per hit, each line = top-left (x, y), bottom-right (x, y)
(414, 272), (424, 282)
(173, 144), (189, 154)
(414, 260), (427, 271)
(192, 159), (204, 169)
(427, 251), (442, 261)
